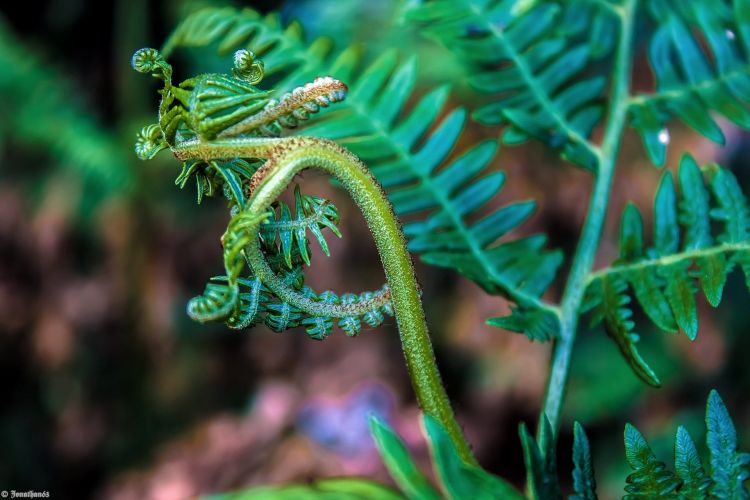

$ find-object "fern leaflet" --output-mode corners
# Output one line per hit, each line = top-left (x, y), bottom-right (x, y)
(630, 0), (750, 165)
(404, 0), (617, 170)
(584, 155), (750, 385)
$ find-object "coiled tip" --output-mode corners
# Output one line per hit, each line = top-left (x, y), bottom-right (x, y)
(132, 47), (164, 74)
(232, 49), (265, 84)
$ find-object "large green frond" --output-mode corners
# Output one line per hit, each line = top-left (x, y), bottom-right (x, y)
(404, 0), (617, 170)
(584, 155), (750, 385)
(303, 49), (564, 339)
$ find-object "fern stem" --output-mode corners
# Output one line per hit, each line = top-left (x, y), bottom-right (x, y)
(540, 0), (637, 437)
(178, 135), (477, 464)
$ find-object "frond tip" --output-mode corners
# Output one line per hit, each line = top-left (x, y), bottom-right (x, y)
(622, 390), (749, 499)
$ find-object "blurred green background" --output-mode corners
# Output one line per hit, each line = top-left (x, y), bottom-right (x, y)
(0, 1), (748, 499)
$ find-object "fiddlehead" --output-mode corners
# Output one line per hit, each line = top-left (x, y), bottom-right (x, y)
(133, 48), (474, 461)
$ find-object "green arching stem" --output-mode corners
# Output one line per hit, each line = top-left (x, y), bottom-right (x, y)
(175, 135), (477, 465)
(539, 0), (637, 437)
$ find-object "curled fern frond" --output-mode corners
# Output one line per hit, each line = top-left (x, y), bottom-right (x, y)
(584, 155), (750, 385)
(232, 48), (264, 83)
(629, 0), (750, 166)
(187, 282), (239, 323)
(218, 76), (348, 138)
(135, 123), (168, 160)
(300, 49), (563, 341)
(154, 7), (562, 342)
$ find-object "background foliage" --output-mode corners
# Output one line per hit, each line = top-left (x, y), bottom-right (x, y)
(1, 0), (749, 498)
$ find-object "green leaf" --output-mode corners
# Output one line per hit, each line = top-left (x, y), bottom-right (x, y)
(674, 426), (710, 498)
(571, 422), (598, 500)
(369, 416), (441, 500)
(585, 157), (750, 384)
(585, 275), (661, 387)
(519, 417), (562, 500)
(0, 16), (132, 198)
(487, 306), (561, 342)
(623, 424), (681, 498)
(423, 415), (524, 499)
(630, 0), (750, 166)
(260, 185), (341, 268)
(201, 478), (404, 500)
(706, 390), (750, 499)
(405, 0), (614, 169)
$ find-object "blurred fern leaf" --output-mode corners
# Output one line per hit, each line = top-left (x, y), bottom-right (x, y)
(630, 0), (750, 166)
(0, 16), (132, 194)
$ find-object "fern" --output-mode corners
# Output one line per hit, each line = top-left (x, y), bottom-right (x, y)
(519, 416), (562, 499)
(571, 421), (598, 500)
(404, 0), (616, 169)
(260, 185), (341, 267)
(158, 6), (564, 340)
(630, 0), (750, 165)
(584, 155), (750, 385)
(0, 15), (131, 195)
(622, 390), (749, 499)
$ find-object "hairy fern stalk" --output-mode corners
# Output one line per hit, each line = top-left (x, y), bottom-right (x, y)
(133, 0), (750, 498)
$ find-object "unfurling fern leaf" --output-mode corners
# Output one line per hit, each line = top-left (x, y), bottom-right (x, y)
(630, 0), (750, 166)
(302, 49), (563, 341)
(162, 6), (562, 341)
(621, 390), (749, 499)
(584, 154), (750, 385)
(404, 0), (616, 169)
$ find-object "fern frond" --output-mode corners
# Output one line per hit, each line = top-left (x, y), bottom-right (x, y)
(302, 49), (563, 340)
(520, 417), (562, 500)
(260, 185), (341, 268)
(623, 424), (681, 498)
(162, 6), (563, 339)
(621, 390), (749, 499)
(160, 7), (337, 94)
(404, 0), (617, 169)
(584, 155), (750, 385)
(629, 0), (750, 166)
(706, 390), (750, 499)
(571, 422), (598, 500)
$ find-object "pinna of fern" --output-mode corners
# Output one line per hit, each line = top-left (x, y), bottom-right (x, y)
(583, 154), (750, 386)
(132, 44), (477, 463)
(405, 0), (750, 168)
